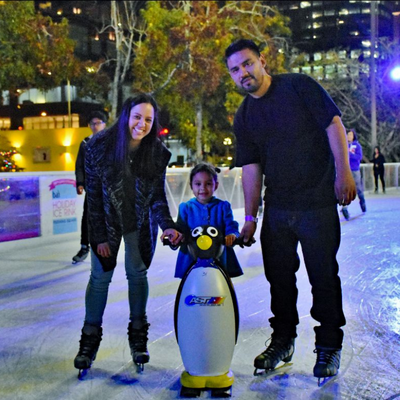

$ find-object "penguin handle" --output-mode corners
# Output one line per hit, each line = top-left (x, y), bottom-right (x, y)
(233, 236), (255, 248)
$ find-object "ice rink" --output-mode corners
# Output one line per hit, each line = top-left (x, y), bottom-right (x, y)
(0, 191), (399, 400)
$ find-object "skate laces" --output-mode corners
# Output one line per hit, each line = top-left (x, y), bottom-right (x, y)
(78, 332), (102, 356)
(262, 337), (292, 358)
(128, 323), (150, 352)
(76, 247), (89, 258)
(314, 348), (340, 367)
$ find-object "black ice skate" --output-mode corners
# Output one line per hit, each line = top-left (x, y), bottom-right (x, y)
(128, 322), (150, 372)
(253, 337), (295, 375)
(313, 347), (341, 386)
(72, 245), (90, 264)
(74, 326), (102, 378)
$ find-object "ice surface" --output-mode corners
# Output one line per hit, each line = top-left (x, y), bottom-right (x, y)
(0, 190), (399, 399)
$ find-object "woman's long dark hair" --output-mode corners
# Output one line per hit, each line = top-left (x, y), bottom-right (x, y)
(110, 92), (161, 177)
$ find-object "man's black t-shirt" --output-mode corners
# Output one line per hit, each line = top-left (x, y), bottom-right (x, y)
(234, 73), (341, 211)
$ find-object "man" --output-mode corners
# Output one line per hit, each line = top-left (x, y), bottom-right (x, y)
(225, 39), (356, 380)
(72, 110), (108, 264)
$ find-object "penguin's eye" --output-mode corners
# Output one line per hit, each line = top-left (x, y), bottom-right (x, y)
(207, 227), (218, 237)
(192, 227), (203, 237)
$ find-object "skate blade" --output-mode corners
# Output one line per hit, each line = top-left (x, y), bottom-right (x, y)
(78, 368), (89, 380)
(254, 362), (293, 376)
(135, 363), (145, 373)
(317, 375), (336, 387)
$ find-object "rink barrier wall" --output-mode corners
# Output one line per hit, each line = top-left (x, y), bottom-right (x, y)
(0, 164), (399, 244)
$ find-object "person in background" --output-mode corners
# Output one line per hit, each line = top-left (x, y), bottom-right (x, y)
(371, 146), (386, 193)
(225, 38), (355, 381)
(73, 93), (182, 372)
(341, 128), (366, 220)
(72, 111), (108, 264)
(173, 162), (243, 279)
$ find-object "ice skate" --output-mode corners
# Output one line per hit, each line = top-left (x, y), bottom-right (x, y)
(313, 347), (341, 386)
(74, 325), (102, 378)
(340, 208), (350, 221)
(253, 337), (295, 375)
(128, 322), (150, 372)
(72, 245), (90, 264)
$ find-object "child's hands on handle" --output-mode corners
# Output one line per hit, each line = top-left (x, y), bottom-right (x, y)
(225, 234), (237, 247)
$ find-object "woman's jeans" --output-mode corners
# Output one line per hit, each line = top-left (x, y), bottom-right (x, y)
(84, 231), (148, 328)
(260, 205), (346, 349)
(342, 169), (365, 211)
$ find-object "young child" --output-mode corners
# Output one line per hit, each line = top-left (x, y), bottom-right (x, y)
(174, 162), (243, 279)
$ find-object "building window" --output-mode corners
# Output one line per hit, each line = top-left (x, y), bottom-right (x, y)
(300, 2), (311, 8)
(0, 118), (11, 130)
(73, 7), (82, 15)
(339, 9), (349, 16)
(350, 50), (361, 59)
(314, 52), (322, 61)
(312, 11), (323, 19)
(338, 50), (347, 59)
(313, 22), (323, 29)
(108, 31), (116, 41)
(362, 8), (370, 14)
(23, 115), (80, 130)
(324, 9), (336, 17)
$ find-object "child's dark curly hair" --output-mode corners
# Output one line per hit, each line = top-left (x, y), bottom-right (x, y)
(189, 162), (221, 187)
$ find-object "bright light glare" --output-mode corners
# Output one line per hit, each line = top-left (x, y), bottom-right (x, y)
(390, 66), (400, 81)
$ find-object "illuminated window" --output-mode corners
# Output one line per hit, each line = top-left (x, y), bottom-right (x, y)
(108, 32), (116, 41)
(350, 31), (360, 36)
(314, 52), (322, 61)
(0, 118), (11, 130)
(362, 8), (370, 14)
(313, 22), (322, 29)
(300, 2), (311, 8)
(338, 50), (347, 59)
(324, 9), (336, 16)
(350, 50), (361, 59)
(339, 9), (349, 15)
(362, 40), (371, 47)
(312, 11), (323, 19)
(23, 115), (80, 130)
(73, 7), (82, 15)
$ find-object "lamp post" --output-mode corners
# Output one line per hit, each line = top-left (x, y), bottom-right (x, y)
(370, 1), (377, 149)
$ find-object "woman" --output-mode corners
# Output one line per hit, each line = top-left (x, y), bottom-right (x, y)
(74, 93), (182, 373)
(371, 146), (386, 193)
(341, 128), (366, 220)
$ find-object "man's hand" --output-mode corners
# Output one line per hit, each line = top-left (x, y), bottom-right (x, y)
(335, 171), (356, 206)
(77, 185), (84, 195)
(240, 221), (257, 244)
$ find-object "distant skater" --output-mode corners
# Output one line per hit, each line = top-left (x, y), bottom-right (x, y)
(371, 146), (385, 193)
(341, 128), (366, 220)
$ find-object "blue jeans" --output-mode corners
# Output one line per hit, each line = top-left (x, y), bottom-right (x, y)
(342, 169), (365, 211)
(260, 205), (346, 348)
(84, 231), (148, 327)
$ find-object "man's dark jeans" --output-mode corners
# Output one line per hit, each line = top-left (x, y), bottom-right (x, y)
(260, 205), (346, 349)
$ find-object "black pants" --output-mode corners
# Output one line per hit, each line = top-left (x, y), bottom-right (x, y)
(374, 170), (385, 191)
(260, 205), (345, 349)
(80, 195), (89, 246)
